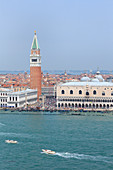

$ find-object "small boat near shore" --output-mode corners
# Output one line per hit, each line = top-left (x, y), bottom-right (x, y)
(5, 140), (18, 144)
(42, 149), (56, 154)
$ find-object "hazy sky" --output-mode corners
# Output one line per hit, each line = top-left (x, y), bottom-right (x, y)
(0, 0), (113, 71)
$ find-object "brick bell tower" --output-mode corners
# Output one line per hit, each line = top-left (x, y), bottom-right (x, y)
(30, 31), (41, 100)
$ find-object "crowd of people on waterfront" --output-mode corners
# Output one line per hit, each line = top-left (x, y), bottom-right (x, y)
(37, 97), (56, 111)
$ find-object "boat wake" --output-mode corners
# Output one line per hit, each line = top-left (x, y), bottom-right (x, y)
(0, 123), (5, 126)
(0, 132), (34, 138)
(54, 152), (113, 164)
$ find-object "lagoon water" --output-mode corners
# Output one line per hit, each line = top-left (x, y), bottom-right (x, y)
(0, 111), (113, 170)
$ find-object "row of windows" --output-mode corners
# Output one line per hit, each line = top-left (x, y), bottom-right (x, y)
(61, 90), (112, 96)
(0, 93), (7, 96)
(58, 103), (112, 108)
(9, 97), (18, 101)
(58, 99), (113, 102)
(0, 104), (7, 107)
(1, 99), (7, 102)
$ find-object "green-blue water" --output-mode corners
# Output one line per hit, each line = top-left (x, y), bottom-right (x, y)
(0, 112), (113, 170)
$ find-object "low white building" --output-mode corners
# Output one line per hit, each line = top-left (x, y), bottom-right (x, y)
(0, 88), (11, 108)
(7, 89), (37, 108)
(0, 88), (37, 108)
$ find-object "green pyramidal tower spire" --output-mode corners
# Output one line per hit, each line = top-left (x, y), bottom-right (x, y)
(31, 31), (39, 49)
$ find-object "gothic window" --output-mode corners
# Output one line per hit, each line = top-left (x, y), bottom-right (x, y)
(103, 104), (106, 108)
(102, 91), (105, 96)
(72, 103), (74, 107)
(111, 92), (113, 96)
(61, 103), (64, 107)
(93, 104), (95, 108)
(79, 90), (82, 94)
(100, 104), (102, 108)
(70, 90), (73, 94)
(65, 103), (67, 107)
(86, 104), (88, 107)
(79, 103), (81, 107)
(61, 90), (65, 94)
(89, 104), (91, 108)
(93, 90), (96, 95)
(96, 104), (98, 108)
(86, 92), (89, 95)
(75, 103), (77, 107)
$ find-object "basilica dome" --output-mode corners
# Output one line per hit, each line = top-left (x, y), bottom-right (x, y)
(81, 76), (90, 82)
(95, 75), (104, 81)
(91, 78), (99, 82)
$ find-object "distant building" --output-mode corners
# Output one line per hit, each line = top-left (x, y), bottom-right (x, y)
(30, 31), (41, 100)
(41, 86), (55, 98)
(0, 88), (11, 108)
(106, 76), (113, 82)
(64, 70), (67, 77)
(0, 88), (37, 108)
(13, 85), (28, 92)
(7, 89), (37, 108)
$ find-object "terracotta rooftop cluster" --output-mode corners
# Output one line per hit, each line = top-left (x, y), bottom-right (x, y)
(0, 72), (30, 91)
(0, 71), (113, 90)
(42, 72), (113, 86)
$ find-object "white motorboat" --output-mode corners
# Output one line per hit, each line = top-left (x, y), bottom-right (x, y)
(5, 140), (18, 144)
(42, 149), (56, 154)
